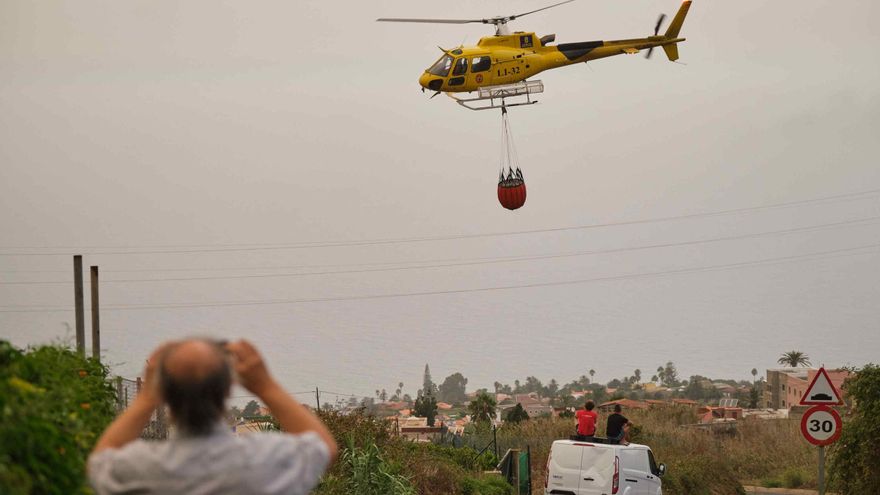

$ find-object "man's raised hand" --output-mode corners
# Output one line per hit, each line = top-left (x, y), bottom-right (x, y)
(226, 340), (276, 397)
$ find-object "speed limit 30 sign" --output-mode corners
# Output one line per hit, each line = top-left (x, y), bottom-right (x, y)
(801, 405), (842, 446)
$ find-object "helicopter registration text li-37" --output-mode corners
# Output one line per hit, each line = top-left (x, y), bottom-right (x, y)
(378, 0), (692, 110)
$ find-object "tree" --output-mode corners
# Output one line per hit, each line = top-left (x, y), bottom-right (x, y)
(589, 369), (596, 381)
(830, 365), (880, 494)
(751, 368), (758, 382)
(683, 375), (721, 401)
(422, 364), (437, 397)
(546, 379), (559, 398)
(226, 405), (243, 422)
(777, 351), (811, 367)
(523, 376), (543, 394)
(380, 389), (387, 402)
(633, 369), (642, 386)
(505, 403), (530, 423)
(468, 392), (497, 424)
(657, 361), (680, 388)
(747, 386), (760, 409)
(242, 400), (261, 418)
(437, 372), (468, 404)
(493, 381), (502, 394)
(413, 394), (438, 427)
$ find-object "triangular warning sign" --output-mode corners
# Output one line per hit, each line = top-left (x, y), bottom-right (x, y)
(800, 367), (843, 406)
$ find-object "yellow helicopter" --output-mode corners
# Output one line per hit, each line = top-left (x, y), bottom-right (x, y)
(378, 0), (692, 110)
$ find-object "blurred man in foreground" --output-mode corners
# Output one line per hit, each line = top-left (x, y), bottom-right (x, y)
(89, 338), (337, 494)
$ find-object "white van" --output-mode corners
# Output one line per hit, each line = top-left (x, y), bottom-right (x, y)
(544, 439), (666, 495)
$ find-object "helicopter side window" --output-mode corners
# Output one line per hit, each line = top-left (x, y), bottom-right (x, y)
(471, 56), (491, 72)
(452, 57), (468, 76)
(428, 55), (453, 77)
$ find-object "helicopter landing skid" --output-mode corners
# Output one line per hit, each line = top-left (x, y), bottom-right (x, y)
(446, 80), (544, 111)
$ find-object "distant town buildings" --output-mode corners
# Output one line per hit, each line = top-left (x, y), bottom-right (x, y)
(764, 368), (850, 410)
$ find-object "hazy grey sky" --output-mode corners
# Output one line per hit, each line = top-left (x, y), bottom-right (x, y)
(2, 1), (879, 401)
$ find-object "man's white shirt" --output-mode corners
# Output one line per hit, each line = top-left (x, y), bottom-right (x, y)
(89, 424), (330, 495)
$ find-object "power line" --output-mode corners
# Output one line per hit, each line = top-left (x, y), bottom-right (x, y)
(1, 242), (876, 313)
(2, 215), (878, 286)
(1, 188), (878, 257)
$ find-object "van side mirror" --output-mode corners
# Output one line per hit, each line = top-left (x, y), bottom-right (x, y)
(657, 463), (667, 477)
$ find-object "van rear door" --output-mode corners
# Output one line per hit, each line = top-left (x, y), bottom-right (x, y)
(547, 442), (584, 494)
(578, 444), (615, 495)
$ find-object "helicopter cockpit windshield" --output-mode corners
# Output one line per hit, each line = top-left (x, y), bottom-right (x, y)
(428, 54), (453, 77)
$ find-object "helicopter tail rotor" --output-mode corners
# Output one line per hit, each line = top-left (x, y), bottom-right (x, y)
(644, 13), (667, 59)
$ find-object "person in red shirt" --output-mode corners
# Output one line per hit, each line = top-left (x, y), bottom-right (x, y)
(575, 400), (598, 438)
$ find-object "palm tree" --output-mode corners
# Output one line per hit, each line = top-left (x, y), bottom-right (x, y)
(751, 368), (758, 383)
(468, 392), (497, 424)
(589, 369), (596, 381)
(777, 351), (811, 367)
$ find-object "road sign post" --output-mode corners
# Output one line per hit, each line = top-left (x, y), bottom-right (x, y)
(801, 406), (841, 495)
(799, 367), (844, 495)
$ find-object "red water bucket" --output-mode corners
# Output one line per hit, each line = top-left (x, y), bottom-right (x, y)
(497, 178), (526, 210)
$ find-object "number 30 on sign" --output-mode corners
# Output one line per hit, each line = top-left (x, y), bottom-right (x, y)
(800, 405), (842, 446)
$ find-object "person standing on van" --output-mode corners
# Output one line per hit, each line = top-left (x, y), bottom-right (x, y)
(575, 400), (598, 438)
(606, 404), (632, 445)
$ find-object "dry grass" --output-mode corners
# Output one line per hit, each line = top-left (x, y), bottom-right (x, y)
(492, 406), (816, 494)
(316, 407), (816, 494)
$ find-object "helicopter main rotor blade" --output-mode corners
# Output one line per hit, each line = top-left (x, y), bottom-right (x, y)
(376, 18), (485, 24)
(509, 0), (577, 21)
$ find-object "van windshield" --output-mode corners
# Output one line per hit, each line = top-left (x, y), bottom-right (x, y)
(428, 55), (453, 76)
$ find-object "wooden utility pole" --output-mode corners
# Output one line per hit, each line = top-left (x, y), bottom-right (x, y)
(90, 266), (100, 362)
(73, 255), (85, 356)
(315, 387), (321, 412)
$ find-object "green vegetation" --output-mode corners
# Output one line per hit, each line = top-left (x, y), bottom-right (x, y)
(413, 394), (438, 426)
(460, 475), (512, 495)
(0, 340), (117, 494)
(504, 403), (529, 423)
(468, 392), (497, 424)
(829, 363), (880, 494)
(340, 437), (416, 495)
(314, 409), (507, 495)
(777, 350), (812, 367)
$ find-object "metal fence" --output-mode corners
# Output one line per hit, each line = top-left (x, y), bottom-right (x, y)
(114, 376), (169, 440)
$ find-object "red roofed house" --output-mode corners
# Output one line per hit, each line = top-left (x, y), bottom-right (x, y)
(598, 399), (648, 412)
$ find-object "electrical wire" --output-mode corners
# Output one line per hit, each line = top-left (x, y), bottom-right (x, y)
(2, 215), (878, 286)
(1, 242), (876, 313)
(0, 187), (878, 256)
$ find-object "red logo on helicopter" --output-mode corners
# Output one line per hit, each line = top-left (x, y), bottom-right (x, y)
(475, 74), (483, 83)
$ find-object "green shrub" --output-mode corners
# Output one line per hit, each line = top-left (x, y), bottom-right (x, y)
(423, 443), (498, 471)
(341, 436), (415, 495)
(761, 478), (783, 488)
(460, 474), (512, 495)
(829, 364), (880, 494)
(782, 468), (806, 488)
(0, 340), (117, 494)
